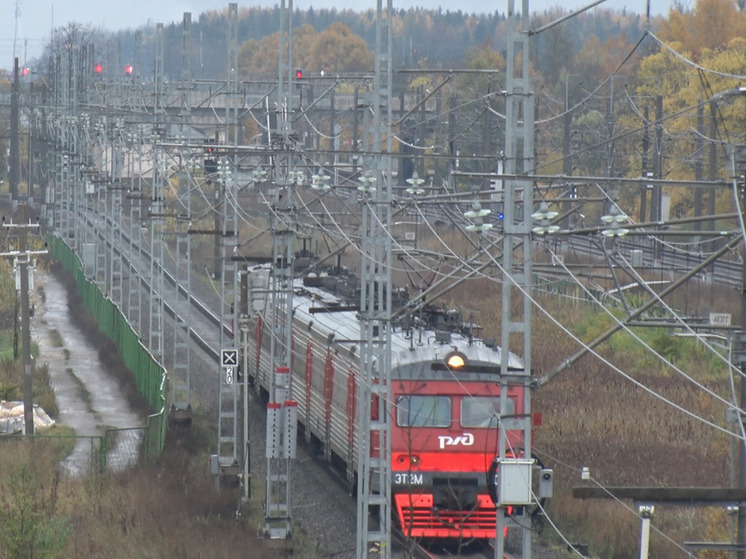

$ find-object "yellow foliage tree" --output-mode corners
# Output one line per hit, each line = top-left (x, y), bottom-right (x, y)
(239, 22), (372, 79)
(308, 22), (373, 74)
(659, 0), (746, 54)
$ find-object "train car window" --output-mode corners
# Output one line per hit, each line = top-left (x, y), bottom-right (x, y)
(396, 395), (451, 427)
(461, 396), (514, 428)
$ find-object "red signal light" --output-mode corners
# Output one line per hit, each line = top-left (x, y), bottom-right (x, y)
(124, 64), (134, 75)
(94, 63), (103, 74)
(295, 68), (303, 79)
(22, 67), (30, 76)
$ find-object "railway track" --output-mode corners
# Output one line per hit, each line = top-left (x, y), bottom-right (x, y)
(53, 200), (735, 559)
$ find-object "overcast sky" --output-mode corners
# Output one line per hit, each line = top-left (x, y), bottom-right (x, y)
(4, 0), (678, 68)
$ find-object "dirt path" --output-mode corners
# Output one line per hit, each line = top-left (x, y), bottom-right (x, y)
(33, 271), (142, 476)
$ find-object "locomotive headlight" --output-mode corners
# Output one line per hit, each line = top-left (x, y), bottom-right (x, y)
(446, 353), (466, 369)
(395, 454), (420, 467)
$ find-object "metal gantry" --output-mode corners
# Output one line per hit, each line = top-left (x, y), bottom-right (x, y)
(356, 1), (393, 557)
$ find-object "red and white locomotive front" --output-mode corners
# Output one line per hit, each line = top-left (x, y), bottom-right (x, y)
(390, 342), (525, 540)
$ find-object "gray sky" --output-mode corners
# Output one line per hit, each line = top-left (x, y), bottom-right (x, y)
(4, 0), (678, 68)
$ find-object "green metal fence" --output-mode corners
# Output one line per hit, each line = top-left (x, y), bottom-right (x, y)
(47, 234), (167, 458)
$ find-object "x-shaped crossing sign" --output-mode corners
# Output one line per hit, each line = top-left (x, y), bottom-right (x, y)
(221, 349), (238, 367)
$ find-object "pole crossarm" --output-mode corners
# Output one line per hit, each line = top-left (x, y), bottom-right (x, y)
(574, 486), (746, 506)
(451, 170), (731, 190)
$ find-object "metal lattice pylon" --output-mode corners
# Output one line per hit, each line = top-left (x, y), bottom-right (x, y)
(95, 118), (108, 290)
(126, 125), (144, 335)
(148, 23), (165, 362)
(109, 119), (124, 308)
(264, 0), (297, 539)
(356, 1), (393, 557)
(217, 2), (240, 480)
(495, 1), (535, 558)
(170, 12), (194, 424)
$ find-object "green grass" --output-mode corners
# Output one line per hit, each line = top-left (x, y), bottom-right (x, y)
(0, 330), (17, 360)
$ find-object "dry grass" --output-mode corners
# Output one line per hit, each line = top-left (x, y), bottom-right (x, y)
(437, 269), (735, 557)
(0, 426), (285, 559)
(531, 292), (733, 557)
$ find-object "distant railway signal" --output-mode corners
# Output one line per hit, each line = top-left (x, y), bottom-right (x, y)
(124, 64), (134, 76)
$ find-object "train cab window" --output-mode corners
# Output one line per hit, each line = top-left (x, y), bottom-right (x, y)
(461, 396), (514, 428)
(396, 395), (451, 428)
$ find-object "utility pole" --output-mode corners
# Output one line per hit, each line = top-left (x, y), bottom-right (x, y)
(640, 105), (650, 223)
(562, 84), (573, 229)
(734, 143), (746, 559)
(18, 215), (33, 436)
(651, 95), (663, 226)
(2, 214), (45, 436)
(10, 58), (20, 204)
(5, 64), (47, 433)
(4, 57), (44, 436)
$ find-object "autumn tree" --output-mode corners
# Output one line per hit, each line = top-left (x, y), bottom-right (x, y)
(659, 0), (746, 54)
(293, 24), (319, 74)
(621, 15), (746, 222)
(238, 22), (372, 79)
(308, 22), (373, 74)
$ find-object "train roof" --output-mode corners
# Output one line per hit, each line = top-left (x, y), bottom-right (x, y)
(287, 270), (525, 376)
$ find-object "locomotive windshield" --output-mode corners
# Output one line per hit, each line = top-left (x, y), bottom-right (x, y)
(396, 395), (451, 427)
(461, 396), (514, 428)
(396, 395), (515, 428)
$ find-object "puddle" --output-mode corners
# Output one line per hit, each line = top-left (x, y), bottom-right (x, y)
(33, 271), (143, 476)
